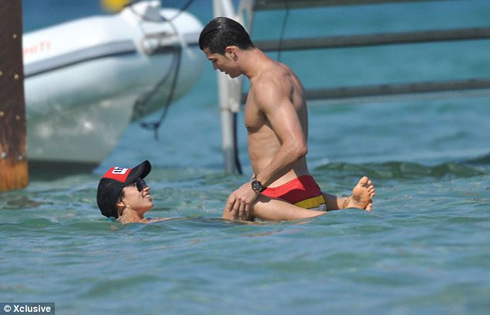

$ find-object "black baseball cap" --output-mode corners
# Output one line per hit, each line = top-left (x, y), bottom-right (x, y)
(96, 160), (152, 218)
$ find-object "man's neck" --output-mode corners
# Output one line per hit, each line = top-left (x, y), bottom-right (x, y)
(241, 48), (272, 81)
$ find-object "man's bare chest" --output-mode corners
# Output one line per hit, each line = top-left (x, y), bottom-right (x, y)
(244, 101), (268, 134)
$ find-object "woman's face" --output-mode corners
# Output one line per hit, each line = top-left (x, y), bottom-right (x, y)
(120, 179), (153, 215)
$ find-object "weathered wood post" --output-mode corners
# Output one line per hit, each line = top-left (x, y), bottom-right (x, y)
(0, 0), (28, 191)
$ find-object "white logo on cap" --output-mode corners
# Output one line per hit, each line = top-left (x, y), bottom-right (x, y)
(112, 167), (129, 175)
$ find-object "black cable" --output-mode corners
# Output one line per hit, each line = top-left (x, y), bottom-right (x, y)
(233, 112), (243, 175)
(137, 44), (182, 140)
(129, 0), (196, 139)
(277, 0), (290, 62)
(163, 0), (195, 22)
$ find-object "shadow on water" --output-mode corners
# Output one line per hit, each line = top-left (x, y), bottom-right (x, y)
(22, 152), (490, 187)
(464, 152), (490, 166)
(314, 154), (490, 181)
(28, 161), (97, 181)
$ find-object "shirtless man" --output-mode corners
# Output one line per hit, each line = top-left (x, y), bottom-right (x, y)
(199, 17), (375, 221)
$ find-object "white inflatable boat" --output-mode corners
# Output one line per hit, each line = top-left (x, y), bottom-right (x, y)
(23, 1), (204, 170)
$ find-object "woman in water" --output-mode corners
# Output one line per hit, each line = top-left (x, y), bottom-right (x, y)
(96, 160), (163, 224)
(96, 160), (376, 224)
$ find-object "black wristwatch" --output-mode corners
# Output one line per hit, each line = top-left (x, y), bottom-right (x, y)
(251, 176), (266, 193)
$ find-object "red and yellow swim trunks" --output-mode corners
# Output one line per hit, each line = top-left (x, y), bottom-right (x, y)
(261, 175), (326, 211)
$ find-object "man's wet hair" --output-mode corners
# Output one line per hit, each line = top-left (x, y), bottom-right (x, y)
(199, 17), (255, 54)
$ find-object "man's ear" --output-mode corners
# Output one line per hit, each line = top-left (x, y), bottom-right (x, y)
(225, 46), (238, 59)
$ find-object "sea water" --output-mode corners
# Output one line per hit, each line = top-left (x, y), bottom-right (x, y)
(1, 1), (489, 314)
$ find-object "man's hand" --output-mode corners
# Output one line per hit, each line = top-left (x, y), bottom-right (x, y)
(225, 182), (260, 220)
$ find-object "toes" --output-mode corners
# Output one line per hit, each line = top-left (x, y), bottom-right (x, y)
(358, 176), (369, 187)
(365, 202), (372, 211)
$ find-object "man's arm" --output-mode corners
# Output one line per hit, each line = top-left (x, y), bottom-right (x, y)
(251, 77), (307, 187)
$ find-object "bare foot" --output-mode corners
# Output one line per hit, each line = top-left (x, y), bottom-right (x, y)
(345, 176), (376, 211)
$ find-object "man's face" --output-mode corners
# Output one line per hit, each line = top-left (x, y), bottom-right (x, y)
(203, 48), (240, 78)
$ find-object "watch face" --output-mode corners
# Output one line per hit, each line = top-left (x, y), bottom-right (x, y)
(252, 180), (261, 192)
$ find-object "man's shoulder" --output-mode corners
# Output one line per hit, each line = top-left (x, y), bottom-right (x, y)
(253, 69), (290, 94)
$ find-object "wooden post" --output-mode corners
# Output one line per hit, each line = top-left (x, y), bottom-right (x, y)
(0, 0), (28, 191)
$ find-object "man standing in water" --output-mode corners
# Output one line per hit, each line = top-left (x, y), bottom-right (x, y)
(199, 17), (375, 221)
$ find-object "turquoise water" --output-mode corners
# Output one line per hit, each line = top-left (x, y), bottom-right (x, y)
(2, 1), (490, 314)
